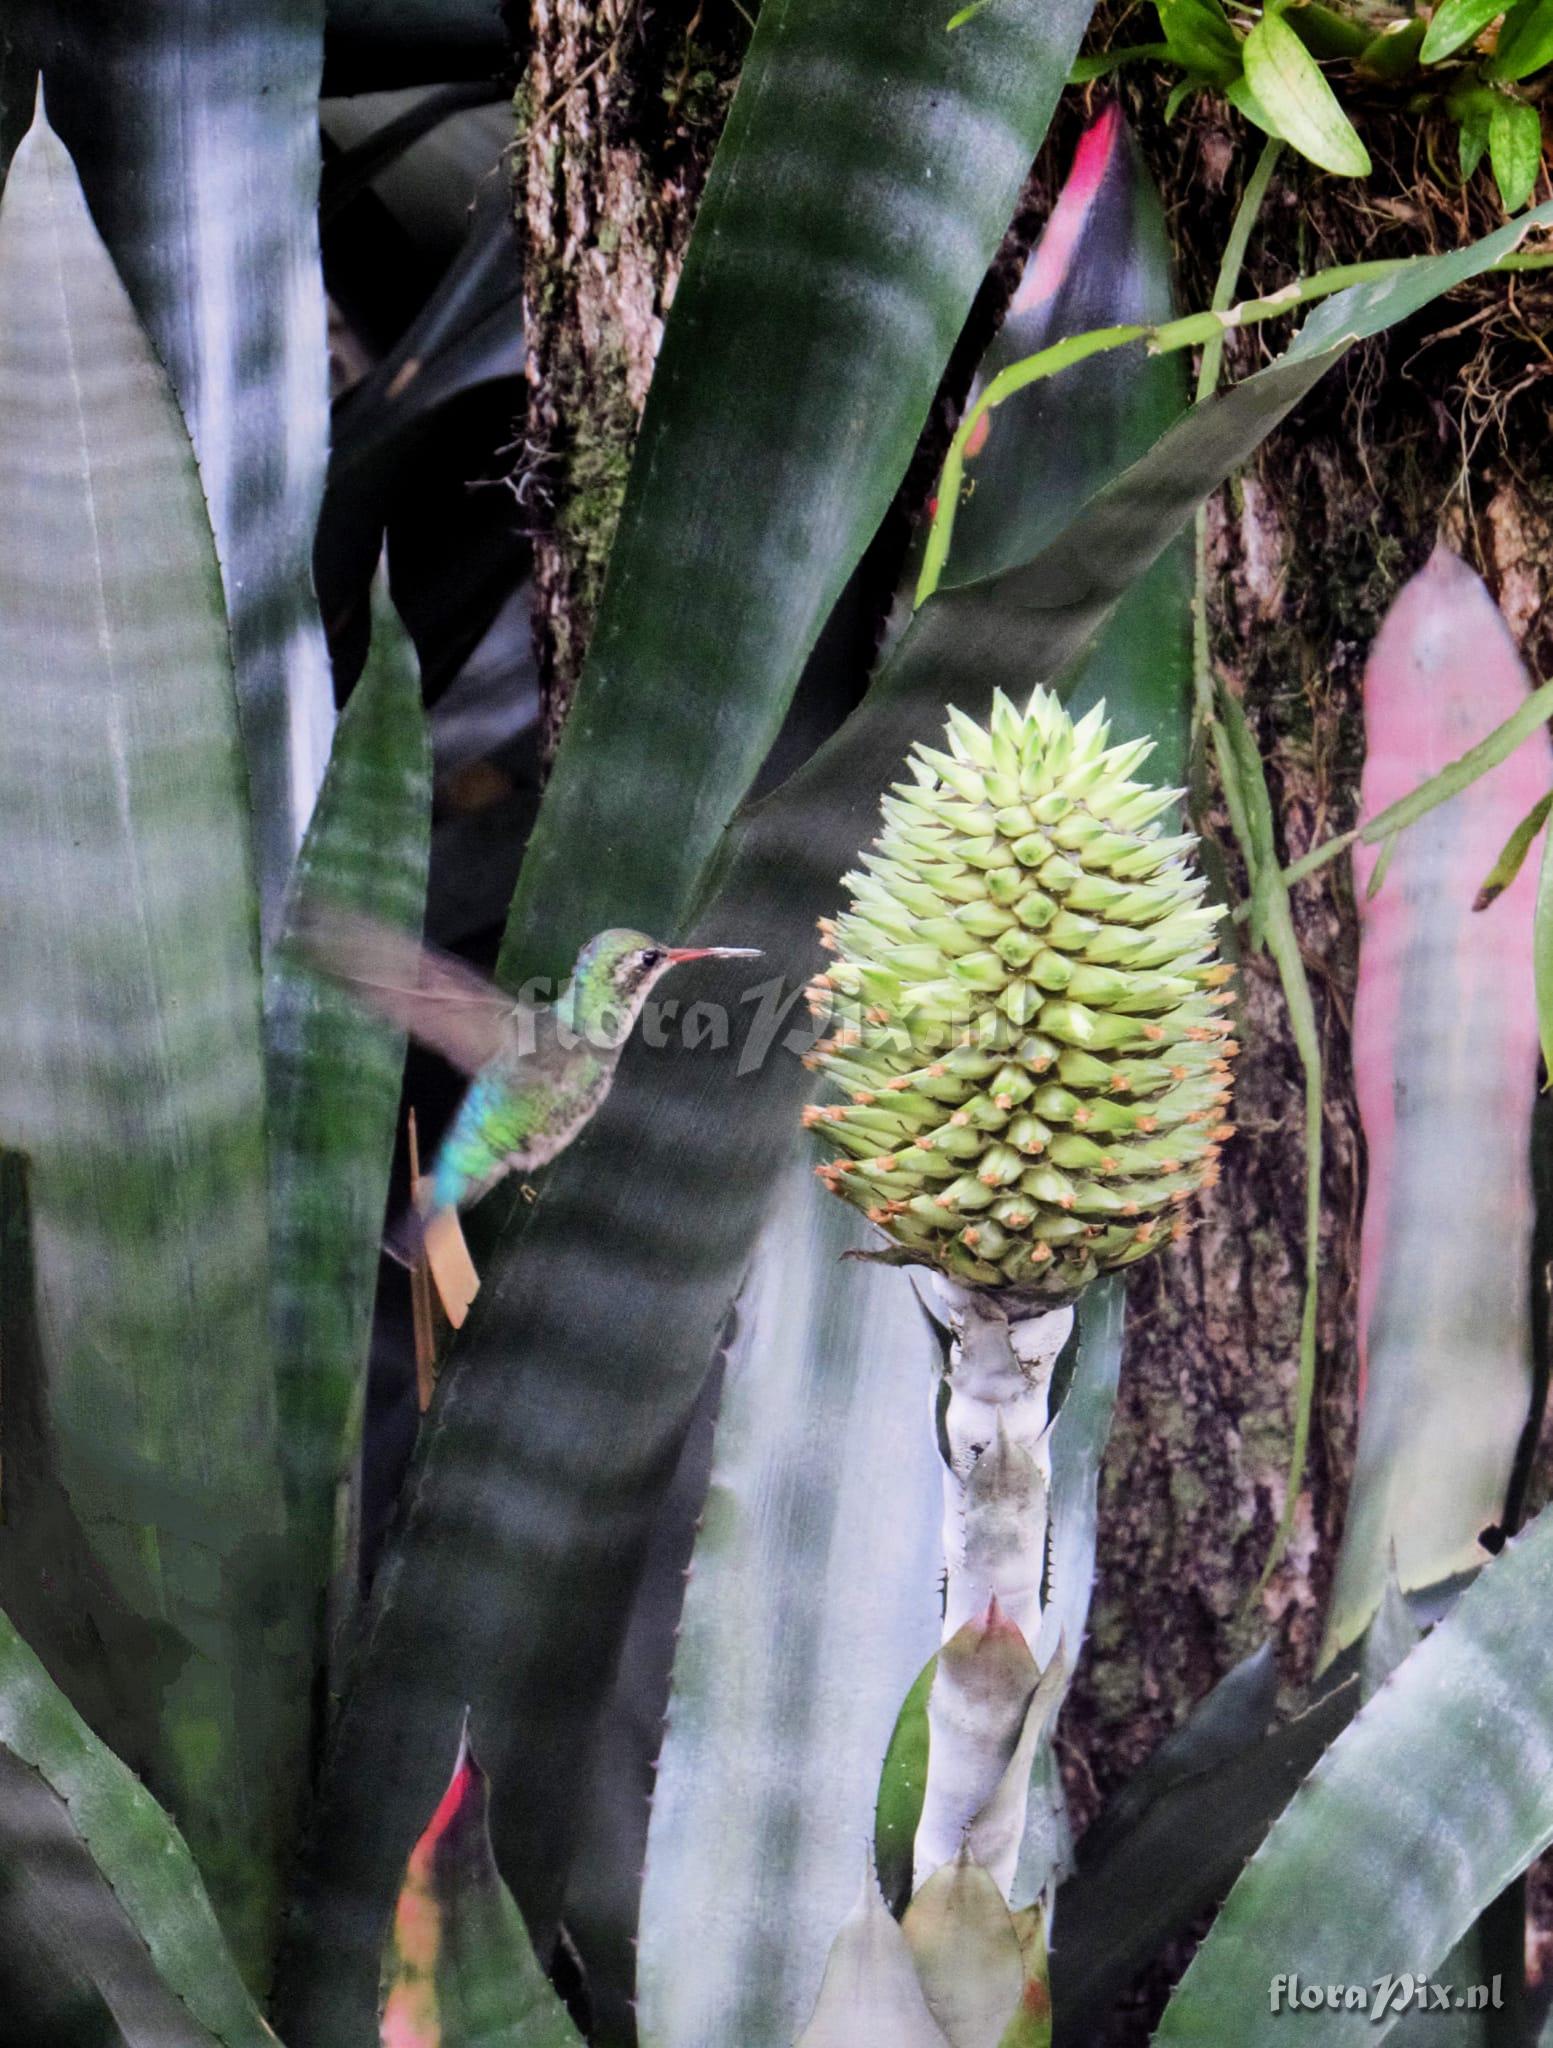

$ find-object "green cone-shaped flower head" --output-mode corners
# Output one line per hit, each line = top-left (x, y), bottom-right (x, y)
(804, 689), (1235, 1302)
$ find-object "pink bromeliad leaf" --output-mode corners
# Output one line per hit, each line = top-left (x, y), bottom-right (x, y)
(1324, 544), (1550, 1661)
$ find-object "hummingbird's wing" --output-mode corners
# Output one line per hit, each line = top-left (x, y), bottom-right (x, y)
(296, 904), (526, 1075)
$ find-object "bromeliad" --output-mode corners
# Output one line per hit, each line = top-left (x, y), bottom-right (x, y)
(303, 910), (760, 1323)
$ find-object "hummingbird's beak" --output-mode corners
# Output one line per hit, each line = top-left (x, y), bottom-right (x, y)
(665, 946), (763, 963)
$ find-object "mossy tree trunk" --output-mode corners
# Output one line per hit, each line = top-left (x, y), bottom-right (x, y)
(517, 0), (747, 760)
(515, 21), (1553, 2035)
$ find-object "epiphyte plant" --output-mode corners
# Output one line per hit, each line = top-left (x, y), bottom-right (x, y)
(304, 907), (760, 1322)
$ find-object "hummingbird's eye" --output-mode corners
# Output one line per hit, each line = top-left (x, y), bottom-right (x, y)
(640, 948), (664, 970)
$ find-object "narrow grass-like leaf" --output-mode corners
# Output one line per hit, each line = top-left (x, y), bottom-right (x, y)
(1242, 13), (1371, 175)
(1475, 789), (1552, 909)
(1264, 673), (1553, 901)
(380, 1726), (581, 2048)
(1323, 548), (1547, 1661)
(499, 0), (1096, 988)
(0, 1601), (277, 2048)
(636, 1164), (945, 2048)
(2, 0), (334, 924)
(0, 102), (305, 1980)
(1208, 682), (1323, 1585)
(1155, 1502), (1553, 2046)
(268, 582), (432, 1602)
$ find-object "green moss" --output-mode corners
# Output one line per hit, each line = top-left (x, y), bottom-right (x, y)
(553, 334), (638, 637)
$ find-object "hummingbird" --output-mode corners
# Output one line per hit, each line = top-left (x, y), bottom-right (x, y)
(300, 908), (761, 1325)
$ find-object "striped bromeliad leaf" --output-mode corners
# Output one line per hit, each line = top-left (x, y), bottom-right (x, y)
(0, 98), (307, 1981)
(1, 0), (335, 924)
(1155, 1497), (1553, 2046)
(379, 1726), (581, 2048)
(0, 1598), (279, 2048)
(268, 580), (432, 1626)
(1322, 547), (1549, 1661)
(636, 1160), (946, 2048)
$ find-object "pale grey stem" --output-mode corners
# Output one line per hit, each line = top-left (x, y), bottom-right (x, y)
(912, 1284), (1074, 1896)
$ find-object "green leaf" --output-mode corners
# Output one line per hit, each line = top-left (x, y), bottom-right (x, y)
(267, 581), (432, 1600)
(3, 1), (335, 927)
(1242, 12), (1372, 175)
(1421, 0), (1510, 62)
(1323, 550), (1547, 1661)
(1224, 72), (1287, 141)
(1155, 0), (1241, 84)
(1489, 0), (1553, 79)
(1050, 1659), (1356, 2039)
(1490, 96), (1544, 209)
(380, 1725), (583, 2048)
(877, 1658), (940, 1920)
(1154, 1503), (1553, 2046)
(498, 0), (1097, 990)
(0, 99), (305, 1981)
(1473, 788), (1552, 909)
(636, 1163), (945, 2048)
(1462, 108), (1494, 179)
(0, 1600), (277, 2048)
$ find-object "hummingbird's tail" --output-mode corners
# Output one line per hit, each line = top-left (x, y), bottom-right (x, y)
(385, 1196), (481, 1330)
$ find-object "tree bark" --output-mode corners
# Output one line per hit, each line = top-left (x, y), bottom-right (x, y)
(517, 0), (748, 759)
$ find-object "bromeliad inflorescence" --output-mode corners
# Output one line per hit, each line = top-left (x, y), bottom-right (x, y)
(803, 686), (1235, 1300)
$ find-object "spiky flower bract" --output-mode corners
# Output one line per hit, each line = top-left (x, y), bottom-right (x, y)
(803, 689), (1235, 1303)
